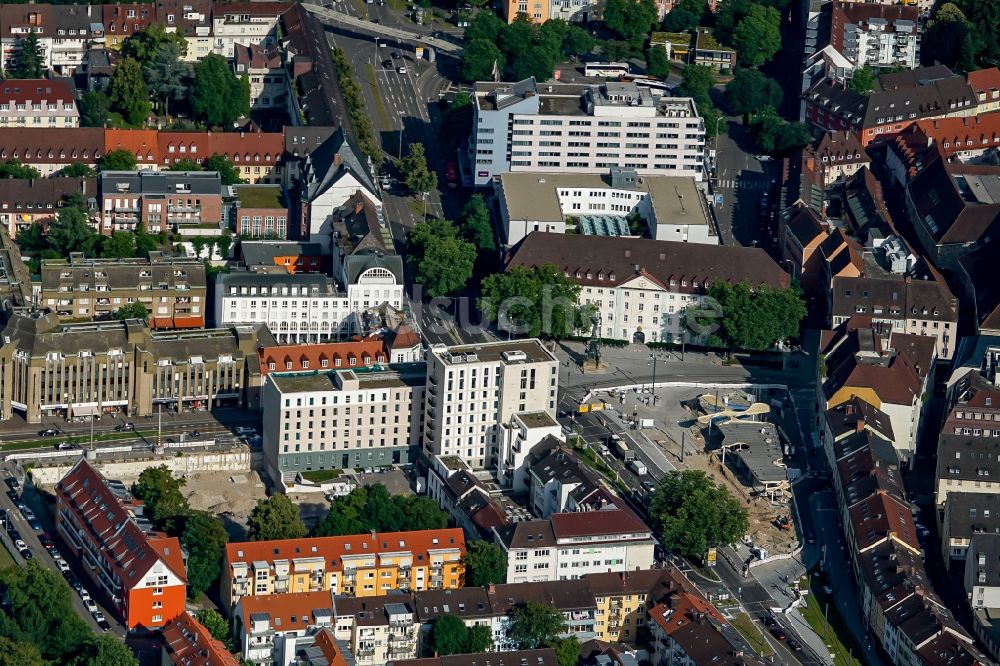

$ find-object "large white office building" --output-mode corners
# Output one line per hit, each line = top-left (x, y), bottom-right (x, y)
(424, 340), (559, 471)
(469, 78), (706, 187)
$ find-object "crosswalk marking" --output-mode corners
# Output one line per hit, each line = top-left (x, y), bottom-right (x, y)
(715, 179), (770, 191)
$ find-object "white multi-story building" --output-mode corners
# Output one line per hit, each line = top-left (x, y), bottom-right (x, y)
(0, 79), (79, 128)
(215, 257), (404, 342)
(210, 2), (285, 59)
(423, 340), (559, 471)
(261, 362), (426, 486)
(495, 504), (656, 583)
(808, 1), (920, 74)
(470, 78), (705, 187)
(508, 233), (788, 344)
(496, 169), (717, 246)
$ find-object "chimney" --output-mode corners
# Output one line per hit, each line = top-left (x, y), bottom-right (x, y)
(354, 199), (364, 215)
(855, 418), (866, 432)
(487, 583), (496, 594)
(334, 153), (343, 167)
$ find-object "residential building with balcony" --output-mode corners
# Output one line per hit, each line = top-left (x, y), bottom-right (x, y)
(508, 233), (788, 345)
(235, 43), (288, 110)
(162, 611), (240, 666)
(649, 590), (766, 666)
(0, 177), (97, 238)
(423, 340), (559, 472)
(0, 78), (79, 128)
(210, 2), (288, 59)
(157, 0), (213, 62)
(332, 596), (420, 666)
(0, 4), (105, 76)
(39, 252), (207, 328)
(469, 78), (706, 187)
(498, 414), (562, 492)
(809, 2), (920, 73)
(236, 590), (335, 665)
(221, 529), (466, 609)
(0, 311), (272, 423)
(261, 362), (426, 486)
(495, 502), (656, 583)
(98, 170), (223, 235)
(102, 3), (156, 50)
(55, 460), (186, 629)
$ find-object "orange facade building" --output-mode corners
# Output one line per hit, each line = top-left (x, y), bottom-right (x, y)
(55, 460), (187, 629)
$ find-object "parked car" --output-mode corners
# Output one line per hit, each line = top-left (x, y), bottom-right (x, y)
(763, 616), (777, 627)
(787, 639), (803, 651)
(641, 480), (657, 494)
(5, 489), (18, 504)
(96, 617), (111, 632)
(18, 548), (32, 560)
(38, 428), (59, 437)
(769, 628), (786, 640)
(56, 441), (75, 450)
(21, 506), (35, 522)
(396, 66), (407, 74)
(4, 477), (19, 492)
(0, 509), (6, 525)
(383, 59), (393, 68)
(235, 426), (256, 436)
(190, 430), (201, 438)
(56, 559), (70, 573)
(83, 598), (98, 613)
(27, 518), (41, 532)
(13, 539), (26, 551)
(391, 51), (401, 59)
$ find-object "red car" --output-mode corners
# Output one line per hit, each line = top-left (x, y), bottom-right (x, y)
(445, 160), (459, 188)
(770, 628), (787, 640)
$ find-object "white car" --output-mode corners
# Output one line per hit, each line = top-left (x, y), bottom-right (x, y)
(13, 539), (26, 551)
(21, 507), (35, 522)
(235, 426), (256, 436)
(56, 559), (71, 573)
(83, 598), (98, 613)
(93, 610), (106, 623)
(80, 590), (92, 604)
(396, 66), (407, 74)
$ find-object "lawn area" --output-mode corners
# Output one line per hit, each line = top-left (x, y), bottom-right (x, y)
(801, 588), (862, 666)
(365, 63), (392, 132)
(731, 612), (774, 656)
(0, 540), (15, 571)
(300, 469), (342, 483)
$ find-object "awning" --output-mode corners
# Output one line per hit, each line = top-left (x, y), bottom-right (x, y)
(70, 404), (100, 417)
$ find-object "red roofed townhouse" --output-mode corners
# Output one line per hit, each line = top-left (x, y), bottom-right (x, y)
(914, 115), (1000, 163)
(161, 611), (239, 666)
(158, 130), (284, 184)
(968, 67), (1000, 115)
(259, 339), (387, 375)
(104, 128), (162, 170)
(0, 127), (104, 176)
(103, 4), (157, 50)
(55, 459), (187, 629)
(0, 78), (79, 128)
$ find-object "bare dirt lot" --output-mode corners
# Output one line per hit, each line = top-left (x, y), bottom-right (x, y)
(181, 470), (267, 539)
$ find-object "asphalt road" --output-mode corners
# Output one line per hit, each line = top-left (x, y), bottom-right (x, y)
(711, 118), (775, 248)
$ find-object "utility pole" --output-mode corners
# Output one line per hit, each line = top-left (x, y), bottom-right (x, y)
(680, 431), (685, 462)
(157, 403), (162, 450)
(89, 415), (94, 451)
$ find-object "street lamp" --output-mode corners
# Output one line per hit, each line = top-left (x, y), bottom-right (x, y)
(713, 116), (725, 190)
(648, 353), (658, 403)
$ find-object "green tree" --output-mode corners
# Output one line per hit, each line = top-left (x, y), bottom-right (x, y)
(0, 562), (93, 663)
(247, 494), (307, 541)
(192, 53), (250, 128)
(464, 541), (507, 586)
(850, 66), (876, 95)
(732, 4), (781, 67)
(11, 32), (44, 79)
(99, 148), (139, 172)
(196, 609), (232, 651)
(101, 231), (137, 259)
(144, 41), (188, 116)
(77, 636), (138, 666)
(122, 23), (188, 63)
(399, 143), (438, 195)
(649, 470), (749, 560)
(662, 7), (699, 32)
(0, 160), (41, 180)
(748, 109), (813, 154)
(546, 636), (581, 666)
(47, 204), (99, 257)
(191, 236), (207, 259)
(924, 3), (975, 72)
(507, 602), (565, 649)
(431, 614), (468, 656)
(956, 0), (1000, 69)
(168, 158), (203, 172)
(313, 484), (448, 536)
(603, 0), (658, 41)
(465, 10), (505, 44)
(109, 57), (152, 126)
(113, 301), (149, 321)
(80, 91), (111, 128)
(460, 194), (495, 252)
(707, 280), (806, 350)
(647, 45), (670, 78)
(407, 219), (475, 298)
(183, 511), (229, 597)
(479, 265), (582, 339)
(0, 637), (44, 666)
(59, 163), (95, 178)
(678, 64), (714, 108)
(132, 465), (189, 531)
(465, 625), (493, 652)
(725, 68), (783, 116)
(204, 154), (245, 185)
(561, 25), (595, 57)
(135, 223), (159, 257)
(461, 39), (504, 82)
(715, 0), (754, 44)
(216, 231), (234, 259)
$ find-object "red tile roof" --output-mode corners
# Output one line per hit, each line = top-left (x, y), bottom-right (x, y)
(162, 611), (240, 666)
(238, 590), (333, 633)
(308, 627), (352, 666)
(649, 592), (726, 636)
(102, 3), (156, 39)
(915, 115), (1000, 158)
(0, 128), (104, 165)
(0, 79), (75, 105)
(158, 131), (283, 168)
(226, 528), (466, 571)
(259, 339), (388, 375)
(549, 503), (652, 540)
(968, 67), (1000, 99)
(211, 2), (292, 18)
(849, 490), (920, 553)
(105, 129), (161, 165)
(56, 459), (187, 591)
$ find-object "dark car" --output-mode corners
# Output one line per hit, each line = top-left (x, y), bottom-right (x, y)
(383, 59), (393, 68)
(4, 477), (19, 491)
(763, 616), (777, 627)
(191, 430), (201, 438)
(391, 51), (401, 59)
(38, 428), (59, 437)
(18, 548), (32, 560)
(96, 618), (111, 632)
(5, 489), (18, 504)
(0, 509), (6, 525)
(787, 639), (803, 651)
(770, 628), (786, 640)
(40, 534), (54, 551)
(114, 423), (134, 432)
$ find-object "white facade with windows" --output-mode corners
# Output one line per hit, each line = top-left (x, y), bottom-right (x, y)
(423, 341), (559, 471)
(470, 79), (705, 187)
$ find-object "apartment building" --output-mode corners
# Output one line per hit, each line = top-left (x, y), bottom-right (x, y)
(332, 596), (420, 666)
(215, 272), (348, 342)
(238, 241), (325, 274)
(162, 611), (240, 666)
(966, 533), (1000, 612)
(102, 3), (156, 50)
(470, 78), (705, 187)
(99, 170), (223, 234)
(0, 78), (79, 128)
(934, 392), (1000, 511)
(235, 43), (288, 110)
(804, 66), (976, 146)
(55, 460), (186, 629)
(495, 169), (716, 246)
(497, 411), (562, 491)
(39, 252), (207, 328)
(236, 590), (336, 664)
(423, 340), (559, 471)
(501, 0), (550, 22)
(968, 67), (1000, 115)
(221, 529), (466, 609)
(495, 503), (656, 583)
(0, 177), (97, 238)
(649, 592), (767, 666)
(0, 128), (105, 176)
(0, 311), (271, 423)
(209, 1), (287, 59)
(508, 233), (788, 345)
(0, 4), (101, 76)
(811, 2), (920, 72)
(259, 339), (388, 376)
(942, 492), (1000, 570)
(232, 185), (289, 239)
(813, 131), (871, 185)
(393, 651), (559, 666)
(261, 362), (426, 484)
